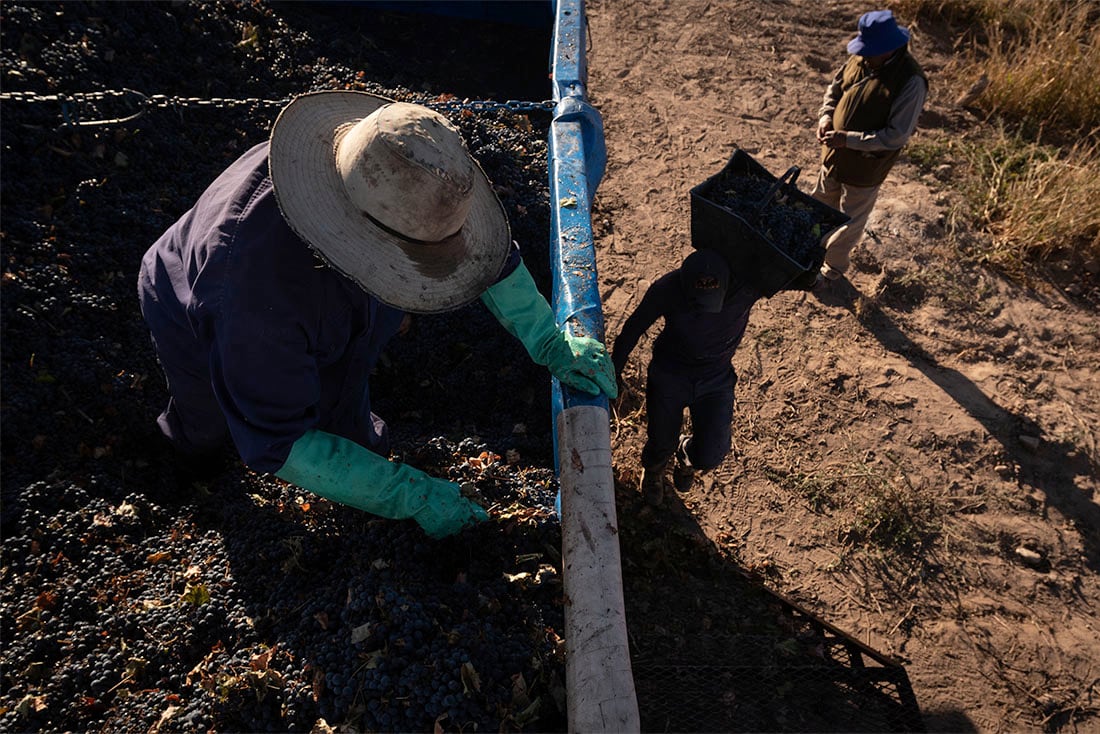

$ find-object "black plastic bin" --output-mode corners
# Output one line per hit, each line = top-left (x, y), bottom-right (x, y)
(690, 148), (850, 296)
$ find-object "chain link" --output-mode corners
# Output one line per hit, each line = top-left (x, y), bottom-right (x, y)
(0, 88), (555, 127)
(428, 98), (556, 114)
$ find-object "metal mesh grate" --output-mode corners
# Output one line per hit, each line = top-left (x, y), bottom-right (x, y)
(633, 626), (923, 732)
(619, 495), (924, 733)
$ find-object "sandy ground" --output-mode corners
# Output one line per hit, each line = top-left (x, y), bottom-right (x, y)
(585, 1), (1100, 731)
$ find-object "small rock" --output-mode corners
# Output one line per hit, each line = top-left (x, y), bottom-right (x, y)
(1014, 546), (1044, 567)
(1018, 435), (1041, 451)
(955, 74), (989, 107)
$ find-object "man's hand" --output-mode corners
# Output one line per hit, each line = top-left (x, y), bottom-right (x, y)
(414, 477), (491, 538)
(822, 130), (848, 149)
(275, 429), (490, 539)
(480, 260), (618, 400)
(548, 333), (619, 399)
(816, 116), (833, 143)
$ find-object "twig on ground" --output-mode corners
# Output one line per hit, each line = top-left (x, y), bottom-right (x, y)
(888, 603), (916, 635)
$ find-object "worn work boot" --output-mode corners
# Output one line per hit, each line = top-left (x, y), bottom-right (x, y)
(673, 435), (695, 493)
(640, 461), (667, 506)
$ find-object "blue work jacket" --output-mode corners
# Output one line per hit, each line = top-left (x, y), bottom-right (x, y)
(138, 142), (517, 473)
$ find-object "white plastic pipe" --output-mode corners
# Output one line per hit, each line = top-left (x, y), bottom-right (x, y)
(557, 405), (640, 732)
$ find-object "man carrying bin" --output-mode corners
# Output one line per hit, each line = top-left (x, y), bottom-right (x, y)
(812, 9), (928, 284)
(612, 249), (759, 505)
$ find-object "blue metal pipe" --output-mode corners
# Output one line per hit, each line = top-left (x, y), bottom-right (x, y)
(548, 0), (610, 469)
(548, 10), (640, 727)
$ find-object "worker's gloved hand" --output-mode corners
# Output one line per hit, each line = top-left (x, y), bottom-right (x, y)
(413, 478), (491, 538)
(275, 429), (489, 538)
(548, 332), (618, 397)
(480, 259), (618, 399)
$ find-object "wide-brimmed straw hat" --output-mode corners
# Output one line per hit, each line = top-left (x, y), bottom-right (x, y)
(847, 9), (910, 57)
(268, 90), (511, 314)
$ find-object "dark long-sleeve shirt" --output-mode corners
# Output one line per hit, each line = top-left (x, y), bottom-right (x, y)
(139, 142), (519, 473)
(611, 270), (758, 378)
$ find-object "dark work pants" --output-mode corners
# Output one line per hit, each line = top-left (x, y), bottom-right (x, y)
(640, 356), (737, 471)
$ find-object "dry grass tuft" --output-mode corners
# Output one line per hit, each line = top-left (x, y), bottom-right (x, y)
(892, 0), (1100, 279)
(958, 130), (1100, 273)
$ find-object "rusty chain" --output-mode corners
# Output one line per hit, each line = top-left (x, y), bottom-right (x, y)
(0, 88), (556, 128)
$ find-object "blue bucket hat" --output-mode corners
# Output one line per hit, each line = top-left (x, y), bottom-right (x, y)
(847, 10), (910, 57)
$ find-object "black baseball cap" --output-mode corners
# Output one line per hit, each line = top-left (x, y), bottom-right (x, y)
(680, 249), (730, 313)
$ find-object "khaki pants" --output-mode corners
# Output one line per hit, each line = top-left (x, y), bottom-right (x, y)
(810, 167), (882, 276)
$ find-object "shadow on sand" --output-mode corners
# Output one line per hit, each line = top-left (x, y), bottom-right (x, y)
(812, 277), (1099, 571)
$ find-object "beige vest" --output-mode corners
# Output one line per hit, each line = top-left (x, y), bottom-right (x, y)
(823, 51), (925, 187)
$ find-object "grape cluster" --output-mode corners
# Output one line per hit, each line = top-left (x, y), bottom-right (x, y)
(708, 172), (824, 264)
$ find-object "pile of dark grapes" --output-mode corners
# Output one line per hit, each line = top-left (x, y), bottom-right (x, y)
(0, 441), (568, 733)
(1, 2), (569, 732)
(705, 172), (826, 266)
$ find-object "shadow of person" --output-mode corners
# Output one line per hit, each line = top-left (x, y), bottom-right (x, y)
(813, 278), (1100, 571)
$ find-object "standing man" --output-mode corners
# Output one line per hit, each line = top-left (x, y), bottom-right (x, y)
(813, 9), (928, 283)
(611, 249), (759, 506)
(139, 91), (617, 538)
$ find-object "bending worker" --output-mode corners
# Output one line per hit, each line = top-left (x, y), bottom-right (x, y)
(138, 91), (617, 538)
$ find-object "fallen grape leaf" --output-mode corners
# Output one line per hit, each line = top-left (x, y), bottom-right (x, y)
(514, 697), (541, 726)
(250, 647), (274, 671)
(16, 694), (47, 716)
(179, 583), (210, 606)
(125, 657), (147, 678)
(511, 672), (530, 708)
(350, 623), (373, 645)
(460, 661), (482, 693)
(149, 704), (180, 733)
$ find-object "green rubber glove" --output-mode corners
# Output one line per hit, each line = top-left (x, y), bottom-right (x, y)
(480, 260), (618, 398)
(274, 429), (489, 538)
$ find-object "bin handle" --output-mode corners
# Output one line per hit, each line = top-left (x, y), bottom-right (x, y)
(755, 165), (801, 218)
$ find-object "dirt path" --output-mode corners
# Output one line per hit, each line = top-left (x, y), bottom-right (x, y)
(585, 1), (1100, 731)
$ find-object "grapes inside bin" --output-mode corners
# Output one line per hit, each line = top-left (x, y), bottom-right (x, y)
(689, 149), (850, 296)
